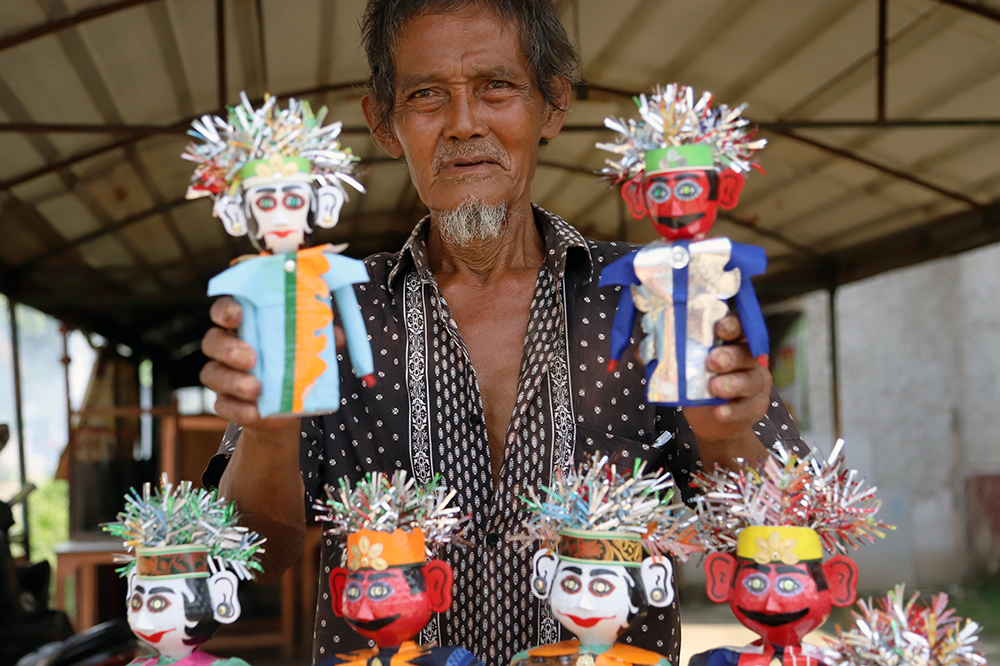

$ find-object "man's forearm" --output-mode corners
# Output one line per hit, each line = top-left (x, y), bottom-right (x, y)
(219, 421), (306, 583)
(696, 426), (770, 473)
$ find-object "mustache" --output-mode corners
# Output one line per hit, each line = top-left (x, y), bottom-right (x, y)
(432, 140), (511, 173)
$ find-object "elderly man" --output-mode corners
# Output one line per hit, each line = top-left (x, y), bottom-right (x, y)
(199, 1), (805, 664)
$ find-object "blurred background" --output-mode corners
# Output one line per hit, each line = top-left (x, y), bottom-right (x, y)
(1, 0), (998, 662)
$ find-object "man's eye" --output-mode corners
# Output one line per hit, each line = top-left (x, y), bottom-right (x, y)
(283, 193), (306, 210)
(775, 576), (803, 596)
(487, 80), (509, 89)
(368, 582), (393, 600)
(648, 183), (671, 203)
(588, 578), (615, 597)
(129, 593), (142, 611)
(345, 583), (362, 600)
(743, 574), (768, 595)
(560, 575), (581, 593)
(674, 179), (703, 201)
(256, 195), (276, 210)
(147, 595), (171, 613)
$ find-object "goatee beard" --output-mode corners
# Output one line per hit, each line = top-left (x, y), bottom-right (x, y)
(438, 200), (508, 246)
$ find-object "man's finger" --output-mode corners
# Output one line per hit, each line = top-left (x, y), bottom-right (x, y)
(200, 361), (262, 402)
(714, 314), (743, 342)
(709, 366), (769, 402)
(210, 296), (243, 329)
(334, 324), (346, 349)
(706, 342), (756, 374)
(212, 393), (261, 426)
(202, 327), (257, 371)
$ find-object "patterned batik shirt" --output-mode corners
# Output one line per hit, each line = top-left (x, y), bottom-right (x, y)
(204, 205), (806, 666)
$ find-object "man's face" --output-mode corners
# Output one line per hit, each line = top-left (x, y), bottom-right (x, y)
(365, 6), (567, 217)
(127, 578), (200, 658)
(341, 568), (432, 647)
(245, 182), (312, 254)
(643, 169), (718, 241)
(548, 561), (638, 646)
(729, 561), (831, 647)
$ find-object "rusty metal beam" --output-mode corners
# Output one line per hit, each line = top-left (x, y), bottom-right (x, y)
(936, 0), (1000, 23)
(0, 0), (162, 53)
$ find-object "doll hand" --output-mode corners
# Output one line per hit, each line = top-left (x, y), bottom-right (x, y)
(200, 297), (297, 430)
(683, 314), (771, 468)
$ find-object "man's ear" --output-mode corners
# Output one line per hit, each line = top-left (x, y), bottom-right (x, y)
(207, 570), (242, 625)
(362, 94), (403, 159)
(621, 178), (649, 220)
(329, 568), (348, 618)
(530, 549), (560, 600)
(823, 556), (859, 607)
(717, 170), (745, 210)
(422, 560), (454, 613)
(704, 553), (737, 603)
(640, 557), (674, 607)
(540, 76), (571, 141)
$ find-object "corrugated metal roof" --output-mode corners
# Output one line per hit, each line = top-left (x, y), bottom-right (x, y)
(1, 0), (998, 376)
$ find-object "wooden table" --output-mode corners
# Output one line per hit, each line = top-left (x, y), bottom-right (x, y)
(54, 537), (121, 631)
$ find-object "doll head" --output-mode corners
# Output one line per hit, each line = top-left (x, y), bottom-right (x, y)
(703, 526), (858, 648)
(184, 93), (364, 255)
(529, 532), (675, 646)
(329, 529), (453, 647)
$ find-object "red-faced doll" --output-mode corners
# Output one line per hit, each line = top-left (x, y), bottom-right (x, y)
(689, 441), (893, 666)
(597, 84), (768, 407)
(312, 472), (483, 666)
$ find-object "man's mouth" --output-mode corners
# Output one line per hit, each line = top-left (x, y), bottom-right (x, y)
(137, 629), (174, 643)
(737, 607), (810, 626)
(564, 614), (613, 628)
(346, 615), (401, 631)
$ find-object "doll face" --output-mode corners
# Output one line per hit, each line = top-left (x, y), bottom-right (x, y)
(246, 182), (313, 254)
(340, 568), (434, 646)
(729, 561), (831, 647)
(127, 578), (202, 658)
(548, 562), (638, 646)
(643, 170), (718, 241)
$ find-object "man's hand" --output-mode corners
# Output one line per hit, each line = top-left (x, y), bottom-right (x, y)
(683, 313), (771, 470)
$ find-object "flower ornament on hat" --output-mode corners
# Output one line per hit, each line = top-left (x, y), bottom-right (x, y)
(821, 586), (986, 666)
(595, 84), (771, 408)
(687, 441), (894, 666)
(508, 453), (700, 666)
(103, 475), (264, 663)
(311, 472), (483, 666)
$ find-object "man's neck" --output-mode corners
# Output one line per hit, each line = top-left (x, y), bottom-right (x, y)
(426, 202), (544, 283)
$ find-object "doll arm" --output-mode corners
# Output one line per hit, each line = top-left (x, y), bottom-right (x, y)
(598, 251), (641, 372)
(726, 243), (769, 365)
(332, 284), (376, 387)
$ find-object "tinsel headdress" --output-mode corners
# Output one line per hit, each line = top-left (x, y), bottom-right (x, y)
(182, 92), (364, 203)
(510, 453), (702, 564)
(103, 475), (265, 580)
(597, 83), (766, 182)
(691, 440), (892, 559)
(822, 586), (986, 666)
(313, 471), (471, 569)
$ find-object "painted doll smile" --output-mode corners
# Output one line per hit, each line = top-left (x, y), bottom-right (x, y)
(136, 628), (175, 643)
(564, 614), (613, 628)
(737, 607), (810, 626)
(346, 615), (401, 631)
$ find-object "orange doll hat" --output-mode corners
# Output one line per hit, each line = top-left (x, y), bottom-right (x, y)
(313, 471), (470, 570)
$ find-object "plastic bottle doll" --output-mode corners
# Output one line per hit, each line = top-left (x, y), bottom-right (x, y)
(103, 476), (265, 666)
(508, 452), (703, 666)
(596, 84), (768, 406)
(183, 93), (374, 417)
(689, 441), (893, 666)
(311, 471), (484, 666)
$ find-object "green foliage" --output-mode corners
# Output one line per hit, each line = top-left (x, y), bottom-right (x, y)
(27, 479), (69, 570)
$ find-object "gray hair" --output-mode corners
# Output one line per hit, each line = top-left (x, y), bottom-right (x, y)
(361, 0), (579, 132)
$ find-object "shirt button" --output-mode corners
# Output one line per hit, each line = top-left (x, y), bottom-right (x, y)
(469, 413), (482, 427)
(486, 532), (501, 547)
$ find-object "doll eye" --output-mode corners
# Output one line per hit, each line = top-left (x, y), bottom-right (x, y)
(129, 593), (143, 611)
(647, 183), (671, 203)
(367, 582), (394, 600)
(345, 583), (362, 600)
(588, 578), (615, 597)
(283, 192), (306, 210)
(147, 595), (171, 613)
(673, 179), (703, 201)
(775, 576), (803, 596)
(560, 575), (582, 594)
(743, 573), (769, 595)
(256, 195), (276, 210)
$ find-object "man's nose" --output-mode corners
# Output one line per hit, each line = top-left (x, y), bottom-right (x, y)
(444, 92), (488, 140)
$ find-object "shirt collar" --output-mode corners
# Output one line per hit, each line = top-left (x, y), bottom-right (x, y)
(386, 204), (593, 289)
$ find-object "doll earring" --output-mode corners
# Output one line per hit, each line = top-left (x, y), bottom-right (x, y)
(217, 602), (233, 618)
